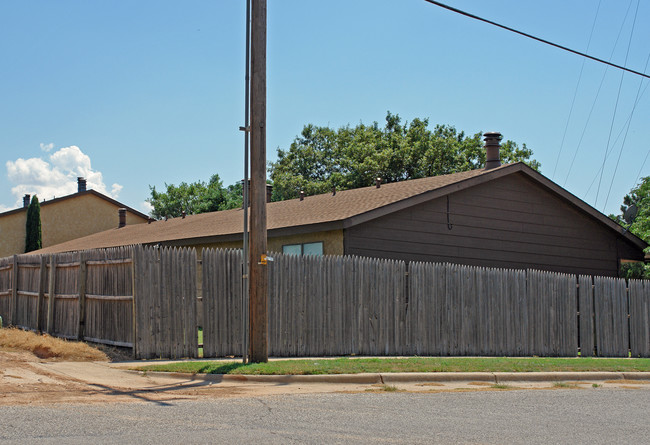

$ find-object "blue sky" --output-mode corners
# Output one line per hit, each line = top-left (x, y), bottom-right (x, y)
(1, 0), (649, 218)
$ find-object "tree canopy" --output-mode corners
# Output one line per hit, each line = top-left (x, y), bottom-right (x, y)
(269, 112), (540, 201)
(146, 174), (242, 219)
(612, 176), (650, 279)
(147, 113), (540, 217)
(25, 195), (42, 253)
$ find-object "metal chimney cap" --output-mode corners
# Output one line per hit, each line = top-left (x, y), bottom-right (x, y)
(483, 132), (502, 142)
(483, 131), (502, 170)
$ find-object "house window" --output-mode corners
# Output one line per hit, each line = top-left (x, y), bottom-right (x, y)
(282, 241), (324, 256)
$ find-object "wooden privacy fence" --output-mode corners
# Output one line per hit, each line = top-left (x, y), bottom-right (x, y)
(0, 247), (135, 347)
(1, 245), (649, 359)
(201, 248), (650, 358)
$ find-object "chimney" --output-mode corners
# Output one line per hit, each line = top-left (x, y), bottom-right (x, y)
(118, 208), (127, 228)
(77, 177), (87, 193)
(266, 184), (273, 203)
(484, 132), (502, 170)
(23, 194), (30, 208)
(299, 190), (305, 201)
(375, 177), (381, 188)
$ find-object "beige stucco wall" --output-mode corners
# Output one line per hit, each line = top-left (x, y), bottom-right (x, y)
(0, 211), (28, 259)
(0, 194), (148, 258)
(185, 229), (344, 257)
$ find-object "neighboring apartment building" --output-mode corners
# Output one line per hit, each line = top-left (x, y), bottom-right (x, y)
(0, 178), (149, 258)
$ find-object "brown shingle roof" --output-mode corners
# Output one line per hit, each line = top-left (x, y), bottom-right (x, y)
(31, 163), (647, 254)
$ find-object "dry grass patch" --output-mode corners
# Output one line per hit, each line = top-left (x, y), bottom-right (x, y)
(366, 384), (402, 392)
(0, 328), (107, 361)
(604, 379), (650, 385)
(468, 381), (493, 386)
(552, 382), (581, 389)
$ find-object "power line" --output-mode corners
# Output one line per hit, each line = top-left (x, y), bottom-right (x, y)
(633, 149), (650, 188)
(595, 0), (639, 209)
(604, 50), (650, 209)
(563, 1), (635, 188)
(552, 0), (601, 180)
(582, 79), (650, 198)
(423, 0), (650, 80)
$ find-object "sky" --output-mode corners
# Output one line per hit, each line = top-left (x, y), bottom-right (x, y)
(1, 0), (649, 218)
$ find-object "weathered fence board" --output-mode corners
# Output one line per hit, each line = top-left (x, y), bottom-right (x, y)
(202, 248), (242, 358)
(134, 245), (197, 358)
(0, 257), (12, 325)
(628, 279), (650, 358)
(52, 252), (79, 338)
(13, 256), (42, 330)
(578, 275), (594, 357)
(526, 270), (577, 357)
(593, 276), (629, 357)
(83, 247), (134, 347)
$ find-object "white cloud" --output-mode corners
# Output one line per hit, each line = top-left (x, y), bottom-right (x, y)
(140, 200), (153, 215)
(111, 183), (123, 197)
(5, 145), (123, 208)
(40, 142), (54, 152)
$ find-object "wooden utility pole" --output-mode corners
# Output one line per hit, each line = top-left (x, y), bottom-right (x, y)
(248, 0), (268, 363)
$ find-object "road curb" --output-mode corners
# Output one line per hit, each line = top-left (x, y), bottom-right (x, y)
(125, 370), (650, 384)
(381, 372), (495, 383)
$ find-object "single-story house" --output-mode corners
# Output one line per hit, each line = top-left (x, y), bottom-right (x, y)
(31, 135), (646, 277)
(0, 177), (149, 257)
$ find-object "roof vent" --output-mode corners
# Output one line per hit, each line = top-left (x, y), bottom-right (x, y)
(23, 194), (30, 208)
(332, 186), (336, 196)
(483, 132), (502, 170)
(375, 178), (381, 188)
(118, 208), (127, 228)
(77, 177), (87, 193)
(182, 210), (186, 219)
(299, 190), (305, 201)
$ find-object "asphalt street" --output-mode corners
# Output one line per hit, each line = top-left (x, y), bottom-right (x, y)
(1, 388), (648, 444)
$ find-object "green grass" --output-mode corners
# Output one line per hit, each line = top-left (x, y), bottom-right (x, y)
(134, 356), (650, 376)
(197, 327), (203, 358)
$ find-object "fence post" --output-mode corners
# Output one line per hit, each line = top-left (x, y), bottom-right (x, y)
(131, 247), (138, 359)
(46, 255), (56, 334)
(36, 256), (47, 331)
(10, 255), (18, 326)
(77, 253), (87, 340)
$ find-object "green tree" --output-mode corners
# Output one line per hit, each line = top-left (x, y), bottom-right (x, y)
(270, 112), (540, 200)
(146, 174), (242, 219)
(613, 176), (650, 279)
(25, 195), (42, 253)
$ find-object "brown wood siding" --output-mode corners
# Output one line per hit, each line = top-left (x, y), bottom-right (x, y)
(344, 173), (641, 277)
